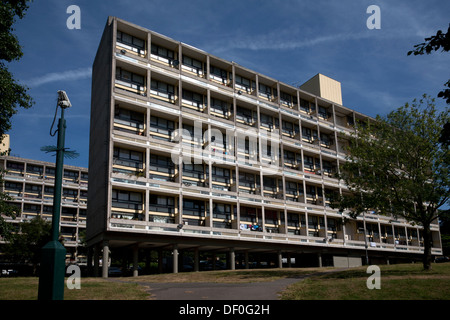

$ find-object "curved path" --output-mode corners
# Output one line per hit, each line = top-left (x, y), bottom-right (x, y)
(142, 277), (300, 300)
(109, 269), (344, 300)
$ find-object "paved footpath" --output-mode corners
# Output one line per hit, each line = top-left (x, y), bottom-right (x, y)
(109, 269), (344, 300)
(142, 277), (300, 300)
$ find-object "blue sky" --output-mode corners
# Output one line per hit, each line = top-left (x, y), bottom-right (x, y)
(6, 0), (450, 168)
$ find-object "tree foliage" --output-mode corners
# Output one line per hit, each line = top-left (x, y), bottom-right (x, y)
(2, 216), (53, 274)
(408, 24), (450, 104)
(0, 0), (34, 141)
(333, 95), (449, 270)
(0, 0), (33, 240)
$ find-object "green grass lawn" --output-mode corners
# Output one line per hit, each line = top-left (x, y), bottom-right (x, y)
(281, 263), (450, 300)
(1, 263), (449, 300)
(0, 277), (149, 300)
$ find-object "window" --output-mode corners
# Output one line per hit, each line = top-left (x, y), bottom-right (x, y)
(280, 92), (296, 107)
(236, 106), (256, 125)
(320, 133), (333, 147)
(318, 106), (328, 119)
(150, 154), (175, 180)
(111, 189), (143, 209)
(263, 176), (277, 191)
(183, 199), (205, 217)
(284, 150), (300, 167)
(113, 147), (144, 169)
(258, 83), (276, 99)
(182, 124), (203, 144)
(25, 184), (41, 193)
(260, 113), (278, 129)
(182, 89), (204, 108)
(210, 65), (228, 83)
(116, 68), (145, 86)
(182, 56), (203, 72)
(149, 194), (175, 214)
(308, 215), (319, 229)
(64, 170), (79, 181)
(5, 182), (22, 192)
(213, 203), (231, 219)
(151, 80), (175, 98)
(26, 164), (43, 175)
(210, 98), (230, 117)
(235, 75), (254, 93)
(117, 31), (145, 51)
(239, 172), (259, 190)
(151, 44), (174, 60)
(282, 120), (299, 136)
(115, 107), (144, 124)
(300, 99), (316, 114)
(210, 166), (231, 185)
(287, 213), (300, 227)
(150, 116), (175, 137)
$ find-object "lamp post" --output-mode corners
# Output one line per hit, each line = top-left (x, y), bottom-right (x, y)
(38, 91), (72, 300)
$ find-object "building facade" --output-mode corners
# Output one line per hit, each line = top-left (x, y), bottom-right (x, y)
(0, 156), (88, 264)
(87, 17), (442, 276)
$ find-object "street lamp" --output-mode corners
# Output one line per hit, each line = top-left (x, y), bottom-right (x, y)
(38, 91), (74, 300)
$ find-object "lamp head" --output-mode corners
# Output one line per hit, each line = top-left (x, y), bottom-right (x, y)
(57, 90), (72, 109)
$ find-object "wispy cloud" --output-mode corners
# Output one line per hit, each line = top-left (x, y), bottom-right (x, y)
(207, 28), (408, 54)
(26, 67), (92, 87)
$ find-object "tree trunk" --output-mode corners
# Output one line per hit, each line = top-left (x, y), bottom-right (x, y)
(422, 223), (433, 271)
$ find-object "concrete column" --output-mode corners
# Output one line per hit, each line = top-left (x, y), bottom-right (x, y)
(93, 244), (99, 277)
(173, 244), (178, 274)
(277, 250), (283, 268)
(194, 248), (199, 272)
(102, 240), (109, 278)
(87, 246), (93, 277)
(229, 248), (235, 270)
(145, 250), (151, 274)
(318, 253), (323, 268)
(244, 251), (249, 269)
(133, 245), (139, 277)
(287, 253), (292, 268)
(158, 249), (163, 273)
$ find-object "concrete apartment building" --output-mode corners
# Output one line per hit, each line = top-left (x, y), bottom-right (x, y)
(86, 16), (443, 276)
(0, 155), (88, 264)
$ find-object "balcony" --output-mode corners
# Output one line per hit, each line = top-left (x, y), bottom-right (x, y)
(116, 31), (146, 57)
(280, 91), (298, 109)
(209, 65), (231, 86)
(182, 89), (206, 112)
(111, 188), (144, 221)
(235, 74), (255, 95)
(182, 55), (205, 78)
(149, 115), (175, 142)
(114, 107), (146, 136)
(149, 153), (177, 182)
(150, 79), (176, 104)
(149, 194), (176, 223)
(115, 68), (146, 96)
(210, 98), (232, 120)
(151, 43), (177, 67)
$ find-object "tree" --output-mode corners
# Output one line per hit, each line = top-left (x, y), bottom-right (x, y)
(332, 95), (449, 270)
(0, 0), (34, 142)
(408, 24), (450, 104)
(3, 216), (54, 275)
(0, 0), (33, 240)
